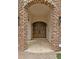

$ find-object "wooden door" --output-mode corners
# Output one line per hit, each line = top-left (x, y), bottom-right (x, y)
(32, 22), (46, 38)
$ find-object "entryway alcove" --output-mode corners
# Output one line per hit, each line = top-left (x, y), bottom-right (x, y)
(26, 3), (52, 41)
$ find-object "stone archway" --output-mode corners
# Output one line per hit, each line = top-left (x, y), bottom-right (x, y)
(19, 0), (60, 52)
(32, 22), (47, 38)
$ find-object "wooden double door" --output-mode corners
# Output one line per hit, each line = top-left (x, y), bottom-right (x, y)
(32, 22), (46, 38)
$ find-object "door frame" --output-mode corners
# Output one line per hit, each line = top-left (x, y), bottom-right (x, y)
(32, 22), (47, 39)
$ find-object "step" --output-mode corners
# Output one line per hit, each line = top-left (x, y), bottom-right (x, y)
(24, 50), (57, 59)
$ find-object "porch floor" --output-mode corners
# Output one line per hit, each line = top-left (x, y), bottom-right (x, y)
(25, 39), (53, 53)
(24, 39), (56, 59)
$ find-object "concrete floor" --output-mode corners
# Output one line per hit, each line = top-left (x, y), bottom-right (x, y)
(25, 39), (52, 53)
(24, 39), (57, 59)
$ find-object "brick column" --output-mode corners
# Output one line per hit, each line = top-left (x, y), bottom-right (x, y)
(50, 6), (60, 51)
(18, 0), (28, 59)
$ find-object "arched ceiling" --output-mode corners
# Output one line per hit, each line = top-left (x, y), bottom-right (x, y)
(28, 3), (51, 16)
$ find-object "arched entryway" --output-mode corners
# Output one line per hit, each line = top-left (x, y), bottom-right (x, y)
(19, 0), (60, 59)
(32, 22), (47, 38)
(22, 0), (60, 51)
